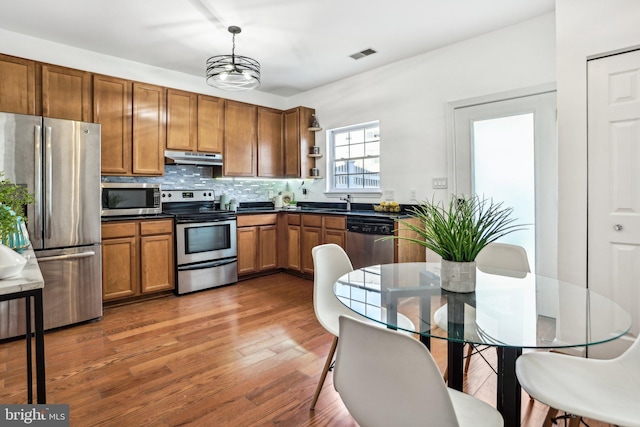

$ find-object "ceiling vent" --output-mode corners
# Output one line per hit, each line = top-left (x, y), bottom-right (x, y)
(350, 48), (377, 60)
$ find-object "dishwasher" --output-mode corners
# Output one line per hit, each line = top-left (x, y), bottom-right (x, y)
(346, 216), (395, 269)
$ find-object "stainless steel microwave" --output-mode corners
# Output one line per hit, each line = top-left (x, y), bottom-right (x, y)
(101, 183), (162, 216)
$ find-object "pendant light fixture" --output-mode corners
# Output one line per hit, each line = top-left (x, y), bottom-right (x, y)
(206, 26), (260, 91)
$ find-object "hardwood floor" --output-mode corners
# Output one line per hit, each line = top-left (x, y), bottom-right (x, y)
(0, 273), (610, 426)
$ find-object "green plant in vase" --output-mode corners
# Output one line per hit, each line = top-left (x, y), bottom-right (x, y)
(385, 194), (526, 292)
(0, 172), (35, 249)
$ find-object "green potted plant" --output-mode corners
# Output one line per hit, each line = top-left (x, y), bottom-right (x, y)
(388, 194), (525, 292)
(0, 172), (35, 250)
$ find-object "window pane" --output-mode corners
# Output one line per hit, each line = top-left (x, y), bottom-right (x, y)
(365, 126), (379, 141)
(363, 158), (380, 173)
(363, 173), (380, 188)
(335, 145), (350, 160)
(365, 141), (380, 156)
(350, 143), (365, 158)
(350, 129), (365, 144)
(335, 132), (350, 146)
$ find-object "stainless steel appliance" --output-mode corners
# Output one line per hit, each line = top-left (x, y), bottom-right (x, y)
(101, 182), (162, 216)
(346, 216), (395, 270)
(162, 189), (237, 295)
(0, 112), (102, 339)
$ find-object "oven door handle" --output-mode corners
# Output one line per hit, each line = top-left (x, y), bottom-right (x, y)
(177, 258), (237, 271)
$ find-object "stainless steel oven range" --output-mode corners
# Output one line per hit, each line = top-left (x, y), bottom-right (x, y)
(162, 189), (237, 295)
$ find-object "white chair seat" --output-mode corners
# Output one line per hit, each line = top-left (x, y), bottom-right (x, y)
(448, 389), (505, 427)
(516, 342), (640, 427)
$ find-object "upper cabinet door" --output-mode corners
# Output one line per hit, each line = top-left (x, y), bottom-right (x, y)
(94, 74), (132, 175)
(197, 95), (224, 153)
(284, 107), (315, 178)
(166, 89), (197, 151)
(42, 64), (92, 121)
(132, 82), (165, 176)
(258, 107), (284, 177)
(224, 100), (257, 177)
(0, 54), (36, 115)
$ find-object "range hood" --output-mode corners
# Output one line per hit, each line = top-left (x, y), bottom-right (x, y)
(164, 150), (223, 166)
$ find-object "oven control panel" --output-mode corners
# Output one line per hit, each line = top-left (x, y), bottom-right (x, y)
(162, 190), (215, 203)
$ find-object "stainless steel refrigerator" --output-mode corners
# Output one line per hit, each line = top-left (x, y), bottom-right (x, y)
(0, 112), (102, 339)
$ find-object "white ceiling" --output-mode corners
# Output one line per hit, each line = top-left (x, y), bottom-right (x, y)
(0, 0), (554, 97)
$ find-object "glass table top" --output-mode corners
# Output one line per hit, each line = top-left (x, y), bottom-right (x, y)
(334, 262), (632, 349)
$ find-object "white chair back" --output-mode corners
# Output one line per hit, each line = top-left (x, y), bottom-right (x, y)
(476, 242), (530, 277)
(334, 315), (461, 427)
(311, 244), (354, 336)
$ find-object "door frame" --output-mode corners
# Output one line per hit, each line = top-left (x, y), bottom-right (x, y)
(446, 83), (557, 276)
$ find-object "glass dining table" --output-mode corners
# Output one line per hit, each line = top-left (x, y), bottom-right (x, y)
(333, 262), (632, 427)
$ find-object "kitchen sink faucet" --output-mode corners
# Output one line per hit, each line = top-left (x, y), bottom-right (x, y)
(340, 194), (352, 211)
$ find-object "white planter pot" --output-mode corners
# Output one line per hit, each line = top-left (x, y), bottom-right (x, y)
(440, 259), (476, 293)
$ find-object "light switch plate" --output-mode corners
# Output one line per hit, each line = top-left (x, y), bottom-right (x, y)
(432, 177), (448, 189)
(384, 189), (395, 200)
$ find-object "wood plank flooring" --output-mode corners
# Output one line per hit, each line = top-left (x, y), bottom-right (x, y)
(0, 273), (611, 426)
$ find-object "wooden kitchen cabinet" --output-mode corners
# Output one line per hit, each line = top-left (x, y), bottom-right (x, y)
(94, 74), (132, 175)
(101, 222), (138, 301)
(322, 216), (346, 248)
(301, 214), (322, 274)
(166, 88), (197, 151)
(257, 107), (284, 177)
(102, 219), (174, 302)
(139, 220), (175, 294)
(132, 82), (165, 175)
(42, 64), (92, 121)
(395, 217), (427, 263)
(0, 53), (36, 115)
(237, 214), (278, 276)
(284, 106), (315, 178)
(197, 94), (224, 153)
(287, 214), (301, 271)
(224, 100), (257, 176)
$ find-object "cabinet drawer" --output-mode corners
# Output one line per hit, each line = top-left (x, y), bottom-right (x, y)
(237, 213), (278, 227)
(302, 214), (322, 228)
(288, 214), (301, 226)
(102, 222), (136, 239)
(323, 216), (346, 230)
(140, 219), (174, 235)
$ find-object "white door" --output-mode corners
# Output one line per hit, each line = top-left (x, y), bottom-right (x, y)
(588, 50), (640, 355)
(452, 92), (557, 277)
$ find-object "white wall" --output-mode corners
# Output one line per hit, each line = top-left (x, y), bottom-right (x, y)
(0, 28), (287, 110)
(289, 13), (556, 205)
(556, 0), (640, 285)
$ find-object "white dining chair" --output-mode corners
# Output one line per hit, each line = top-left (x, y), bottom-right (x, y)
(334, 315), (504, 427)
(435, 242), (531, 378)
(516, 336), (640, 427)
(309, 243), (415, 410)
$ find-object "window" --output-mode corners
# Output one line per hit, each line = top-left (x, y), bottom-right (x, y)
(328, 121), (380, 192)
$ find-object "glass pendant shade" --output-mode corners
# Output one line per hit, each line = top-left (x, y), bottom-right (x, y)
(206, 26), (260, 92)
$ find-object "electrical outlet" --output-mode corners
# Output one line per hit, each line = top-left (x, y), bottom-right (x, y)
(432, 177), (448, 189)
(409, 189), (417, 200)
(384, 190), (395, 200)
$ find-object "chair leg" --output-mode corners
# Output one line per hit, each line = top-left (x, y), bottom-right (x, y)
(464, 344), (473, 373)
(542, 407), (559, 427)
(310, 336), (339, 410)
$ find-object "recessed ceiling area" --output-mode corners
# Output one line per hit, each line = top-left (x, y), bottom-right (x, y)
(0, 0), (555, 97)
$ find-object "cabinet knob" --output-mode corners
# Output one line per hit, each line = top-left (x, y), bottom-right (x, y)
(614, 224), (623, 231)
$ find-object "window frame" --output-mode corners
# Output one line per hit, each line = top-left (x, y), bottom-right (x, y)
(325, 120), (382, 195)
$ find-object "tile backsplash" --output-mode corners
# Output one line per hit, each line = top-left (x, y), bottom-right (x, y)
(102, 165), (291, 202)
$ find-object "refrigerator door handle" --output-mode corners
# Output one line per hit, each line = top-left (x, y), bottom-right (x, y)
(45, 126), (53, 239)
(34, 125), (43, 237)
(37, 251), (96, 263)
